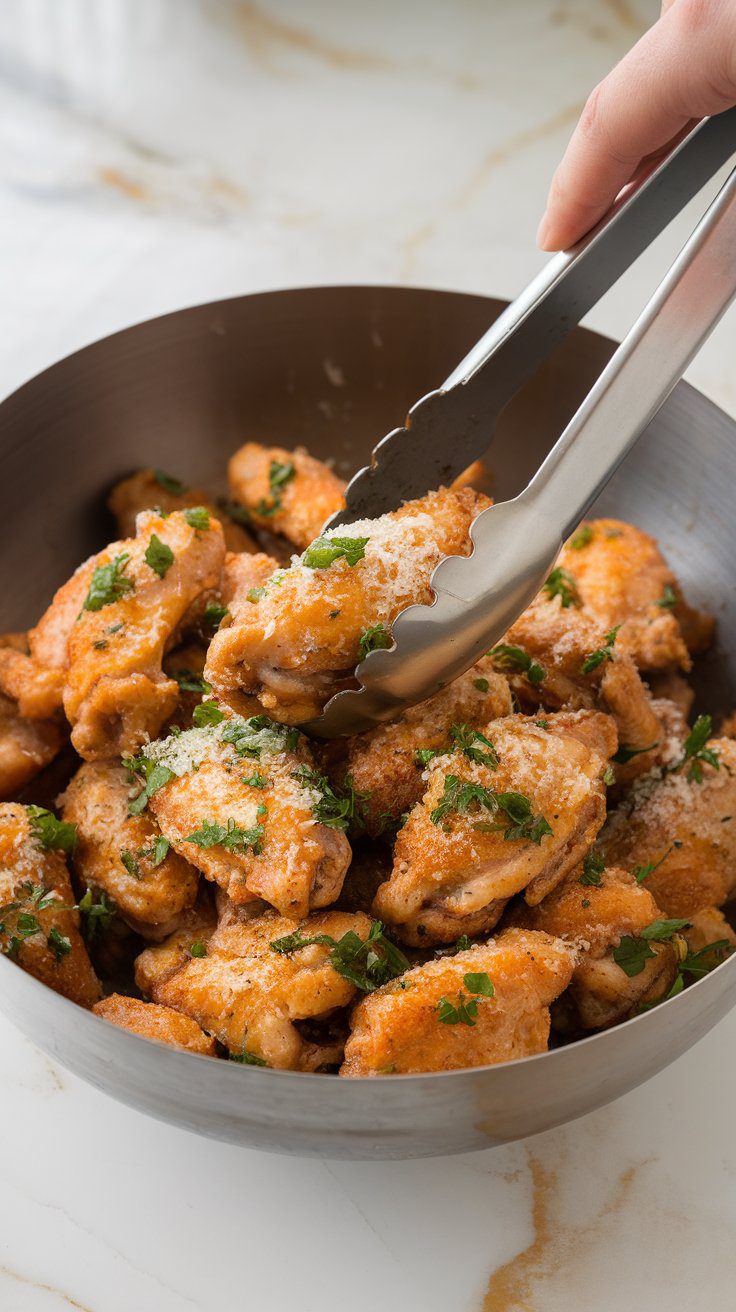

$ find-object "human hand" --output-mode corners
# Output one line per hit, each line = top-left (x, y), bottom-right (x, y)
(537, 0), (736, 251)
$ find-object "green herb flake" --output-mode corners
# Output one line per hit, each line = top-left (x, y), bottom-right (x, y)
(47, 926), (71, 962)
(230, 1046), (269, 1067)
(581, 625), (620, 675)
(579, 852), (605, 886)
(220, 714), (300, 760)
(172, 669), (212, 695)
(473, 678), (489, 693)
(569, 524), (593, 550)
(183, 506), (210, 531)
(429, 774), (551, 843)
(242, 772), (270, 789)
(543, 567), (581, 609)
(144, 533), (175, 579)
(124, 756), (176, 816)
(613, 741), (659, 765)
(202, 602), (228, 632)
(302, 535), (369, 570)
(633, 847), (672, 883)
(120, 849), (141, 880)
(26, 806), (77, 855)
(77, 888), (116, 940)
(189, 940), (207, 958)
(154, 469), (187, 496)
(673, 714), (720, 783)
(602, 765), (616, 786)
(247, 587), (266, 603)
(656, 583), (678, 610)
(192, 699), (225, 727)
(358, 623), (392, 661)
(82, 553), (135, 612)
(463, 971), (494, 997)
(270, 919), (409, 993)
(292, 766), (367, 832)
(184, 817), (265, 855)
(488, 643), (545, 684)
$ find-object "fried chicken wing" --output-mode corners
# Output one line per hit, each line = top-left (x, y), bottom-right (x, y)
(61, 761), (200, 938)
(341, 930), (575, 1075)
(227, 443), (346, 549)
(220, 551), (280, 622)
(0, 802), (100, 1006)
(496, 594), (666, 784)
(63, 509), (225, 759)
(373, 710), (617, 945)
(330, 657), (512, 836)
(510, 865), (677, 1029)
(683, 906), (736, 958)
(92, 993), (217, 1054)
(205, 486), (487, 724)
(108, 467), (256, 552)
(143, 718), (351, 918)
(556, 518), (713, 670)
(597, 738), (736, 917)
(136, 907), (371, 1069)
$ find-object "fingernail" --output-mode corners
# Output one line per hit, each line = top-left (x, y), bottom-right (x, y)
(536, 211), (551, 249)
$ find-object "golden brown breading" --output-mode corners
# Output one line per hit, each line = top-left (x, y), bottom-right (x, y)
(330, 657), (512, 836)
(93, 993), (217, 1054)
(373, 710), (617, 945)
(0, 802), (100, 1006)
(107, 467), (256, 553)
(136, 907), (372, 1069)
(63, 509), (225, 759)
(341, 930), (575, 1075)
(227, 443), (346, 549)
(597, 738), (736, 917)
(144, 719), (351, 918)
(556, 518), (713, 670)
(0, 694), (64, 799)
(509, 865), (677, 1029)
(496, 594), (666, 784)
(220, 551), (280, 623)
(61, 761), (200, 937)
(205, 486), (488, 724)
(684, 907), (736, 959)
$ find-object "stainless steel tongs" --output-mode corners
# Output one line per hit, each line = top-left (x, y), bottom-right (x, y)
(307, 109), (736, 738)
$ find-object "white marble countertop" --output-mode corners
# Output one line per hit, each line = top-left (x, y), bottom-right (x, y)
(1, 2), (735, 1308)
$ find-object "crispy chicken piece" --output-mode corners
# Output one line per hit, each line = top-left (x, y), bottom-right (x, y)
(63, 509), (225, 759)
(205, 486), (488, 724)
(0, 693), (64, 802)
(597, 738), (736, 917)
(161, 639), (209, 731)
(93, 994), (217, 1054)
(61, 761), (200, 938)
(144, 718), (351, 918)
(136, 908), (372, 1069)
(220, 551), (280, 623)
(330, 657), (512, 836)
(107, 467), (256, 553)
(556, 517), (713, 670)
(373, 710), (617, 945)
(341, 930), (575, 1075)
(510, 865), (678, 1030)
(227, 443), (346, 549)
(0, 624), (70, 722)
(496, 594), (666, 784)
(0, 802), (100, 1006)
(683, 906), (736, 960)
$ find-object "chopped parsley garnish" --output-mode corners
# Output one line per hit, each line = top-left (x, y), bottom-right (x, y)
(123, 755), (175, 815)
(172, 669), (211, 695)
(202, 602), (228, 632)
(612, 741), (659, 765)
(656, 583), (678, 609)
(473, 678), (489, 693)
(142, 835), (170, 867)
(256, 459), (296, 517)
(192, 699), (225, 727)
(270, 919), (409, 993)
(230, 1045), (269, 1067)
(612, 917), (691, 977)
(671, 714), (719, 783)
(26, 806), (77, 855)
(488, 644), (545, 684)
(120, 849), (141, 880)
(82, 553), (135, 612)
(185, 817), (265, 855)
(302, 535), (368, 569)
(144, 533), (175, 580)
(189, 940), (207, 958)
(543, 566), (580, 608)
(221, 714), (300, 759)
(535, 719), (550, 730)
(357, 623), (392, 661)
(219, 498), (251, 526)
(77, 888), (116, 940)
(602, 765), (616, 786)
(292, 766), (367, 832)
(581, 625), (620, 674)
(569, 524), (593, 550)
(437, 973), (494, 1026)
(154, 469), (187, 496)
(434, 935), (474, 957)
(47, 926), (71, 961)
(633, 846), (672, 883)
(247, 587), (266, 603)
(429, 774), (551, 843)
(579, 852), (605, 886)
(242, 772), (270, 789)
(0, 883), (63, 960)
(415, 724), (499, 770)
(183, 506), (210, 531)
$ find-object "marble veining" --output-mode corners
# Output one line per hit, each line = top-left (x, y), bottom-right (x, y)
(1, 1), (735, 1308)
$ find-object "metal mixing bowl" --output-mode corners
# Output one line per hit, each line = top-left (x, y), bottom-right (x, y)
(0, 285), (733, 1159)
